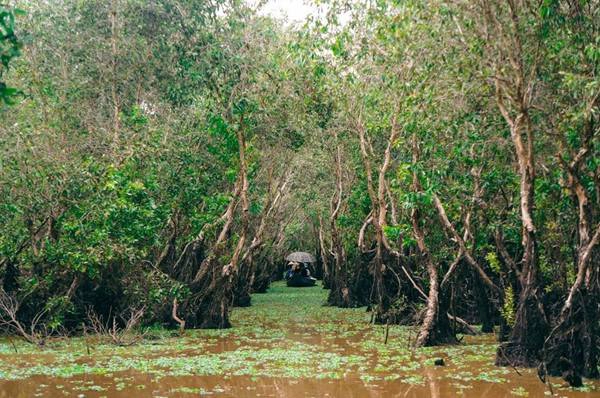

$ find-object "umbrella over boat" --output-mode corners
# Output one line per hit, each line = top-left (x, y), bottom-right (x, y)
(285, 251), (316, 263)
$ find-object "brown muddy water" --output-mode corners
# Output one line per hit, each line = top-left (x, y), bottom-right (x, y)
(1, 282), (599, 397)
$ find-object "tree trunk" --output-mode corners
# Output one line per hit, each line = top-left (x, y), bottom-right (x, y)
(480, 0), (549, 367)
(171, 115), (251, 328)
(318, 216), (331, 289)
(412, 134), (456, 346)
(543, 124), (600, 378)
(495, 115), (548, 365)
(327, 131), (351, 307)
(354, 114), (399, 319)
(496, 145), (547, 364)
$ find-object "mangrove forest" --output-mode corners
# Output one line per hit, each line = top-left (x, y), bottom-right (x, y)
(1, 0), (600, 396)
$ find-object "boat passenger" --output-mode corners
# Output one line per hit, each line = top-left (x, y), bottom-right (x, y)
(300, 263), (311, 277)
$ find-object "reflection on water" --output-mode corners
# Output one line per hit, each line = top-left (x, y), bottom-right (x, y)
(0, 371), (595, 398)
(1, 282), (598, 397)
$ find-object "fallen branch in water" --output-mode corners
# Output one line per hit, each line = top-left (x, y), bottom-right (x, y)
(0, 289), (48, 347)
(447, 314), (480, 336)
(86, 306), (146, 346)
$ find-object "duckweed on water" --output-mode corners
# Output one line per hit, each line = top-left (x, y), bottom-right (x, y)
(1, 281), (598, 397)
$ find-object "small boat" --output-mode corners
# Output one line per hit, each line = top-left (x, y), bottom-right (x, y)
(286, 274), (317, 287)
(284, 256), (317, 287)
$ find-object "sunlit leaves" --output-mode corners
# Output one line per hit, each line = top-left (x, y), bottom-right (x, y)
(501, 285), (516, 328)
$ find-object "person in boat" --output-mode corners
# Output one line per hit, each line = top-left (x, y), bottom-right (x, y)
(300, 263), (311, 277)
(285, 261), (316, 287)
(303, 264), (316, 283)
(285, 261), (300, 280)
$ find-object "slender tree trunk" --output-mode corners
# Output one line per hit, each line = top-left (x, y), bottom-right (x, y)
(210, 115), (251, 322)
(433, 194), (500, 294)
(494, 97), (549, 366)
(482, 0), (549, 365)
(543, 112), (600, 378)
(472, 268), (495, 333)
(413, 211), (443, 347)
(327, 130), (350, 306)
(495, 114), (548, 366)
(412, 134), (455, 346)
(233, 169), (290, 307)
(171, 123), (247, 328)
(319, 216), (331, 289)
(354, 114), (399, 319)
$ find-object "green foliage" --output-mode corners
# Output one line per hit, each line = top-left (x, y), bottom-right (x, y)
(0, 0), (599, 372)
(41, 162), (163, 279)
(44, 295), (74, 331)
(501, 285), (516, 328)
(485, 252), (501, 275)
(382, 225), (401, 242)
(0, 4), (23, 103)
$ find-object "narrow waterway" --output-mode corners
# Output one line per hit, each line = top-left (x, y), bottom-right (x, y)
(0, 282), (598, 397)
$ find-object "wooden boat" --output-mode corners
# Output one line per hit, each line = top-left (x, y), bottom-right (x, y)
(286, 274), (317, 287)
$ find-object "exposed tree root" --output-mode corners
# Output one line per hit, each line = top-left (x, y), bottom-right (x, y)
(541, 287), (599, 381)
(496, 287), (548, 367)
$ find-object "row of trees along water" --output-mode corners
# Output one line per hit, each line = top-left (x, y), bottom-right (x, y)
(1, 0), (600, 384)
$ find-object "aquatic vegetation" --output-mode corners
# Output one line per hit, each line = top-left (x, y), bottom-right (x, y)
(0, 282), (598, 397)
(511, 386), (529, 396)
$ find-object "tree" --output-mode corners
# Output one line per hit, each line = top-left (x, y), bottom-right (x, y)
(0, 4), (23, 104)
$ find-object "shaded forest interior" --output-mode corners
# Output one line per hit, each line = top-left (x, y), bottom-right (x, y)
(1, 0), (600, 389)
